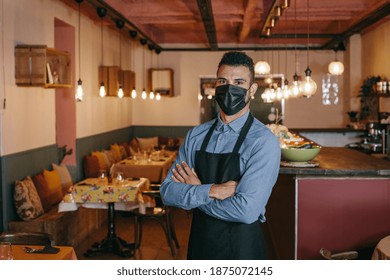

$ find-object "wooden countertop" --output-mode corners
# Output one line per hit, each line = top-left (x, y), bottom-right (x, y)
(279, 147), (390, 176)
(290, 128), (365, 133)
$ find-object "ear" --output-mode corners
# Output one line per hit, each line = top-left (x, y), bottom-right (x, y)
(249, 83), (258, 97)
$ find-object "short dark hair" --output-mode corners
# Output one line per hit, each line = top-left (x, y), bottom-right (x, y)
(217, 51), (255, 83)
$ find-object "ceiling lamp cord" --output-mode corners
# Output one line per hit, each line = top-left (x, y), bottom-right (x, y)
(141, 39), (147, 100)
(98, 7), (107, 98)
(302, 0), (317, 98)
(75, 0), (84, 102)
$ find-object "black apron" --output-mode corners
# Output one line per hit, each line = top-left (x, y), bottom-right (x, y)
(187, 114), (266, 260)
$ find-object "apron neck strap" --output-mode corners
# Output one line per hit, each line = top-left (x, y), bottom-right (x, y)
(232, 114), (254, 153)
(200, 119), (218, 151)
(200, 114), (254, 153)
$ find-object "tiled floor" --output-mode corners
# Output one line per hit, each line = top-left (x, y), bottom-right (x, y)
(75, 207), (191, 260)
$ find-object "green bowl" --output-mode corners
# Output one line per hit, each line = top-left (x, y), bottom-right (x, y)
(281, 146), (321, 162)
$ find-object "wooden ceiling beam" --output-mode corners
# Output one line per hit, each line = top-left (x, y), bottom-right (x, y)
(322, 2), (390, 49)
(196, 0), (218, 50)
(239, 0), (258, 43)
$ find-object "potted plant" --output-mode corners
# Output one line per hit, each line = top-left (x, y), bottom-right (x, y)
(358, 75), (381, 121)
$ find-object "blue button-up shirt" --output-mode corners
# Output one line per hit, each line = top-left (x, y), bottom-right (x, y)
(160, 112), (281, 224)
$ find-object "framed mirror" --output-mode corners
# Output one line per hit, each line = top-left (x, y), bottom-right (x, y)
(148, 68), (174, 97)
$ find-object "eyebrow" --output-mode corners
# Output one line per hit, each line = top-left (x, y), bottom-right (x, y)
(217, 77), (247, 83)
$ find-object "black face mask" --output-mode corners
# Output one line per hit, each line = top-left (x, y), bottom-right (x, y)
(215, 84), (249, 116)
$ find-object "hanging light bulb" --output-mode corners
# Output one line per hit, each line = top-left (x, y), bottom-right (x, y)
(255, 61), (271, 75)
(149, 91), (155, 99)
(302, 0), (317, 98)
(302, 67), (317, 97)
(75, 0), (84, 102)
(156, 93), (161, 101)
(129, 30), (138, 99)
(141, 89), (147, 99)
(76, 79), (84, 102)
(117, 86), (124, 98)
(131, 87), (137, 98)
(115, 19), (124, 98)
(328, 60), (344, 75)
(290, 73), (301, 97)
(99, 82), (106, 98)
(282, 79), (290, 99)
(97, 7), (106, 98)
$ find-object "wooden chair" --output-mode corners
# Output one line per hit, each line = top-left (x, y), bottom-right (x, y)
(0, 232), (53, 246)
(131, 188), (179, 257)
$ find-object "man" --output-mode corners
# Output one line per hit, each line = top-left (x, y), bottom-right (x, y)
(160, 51), (281, 260)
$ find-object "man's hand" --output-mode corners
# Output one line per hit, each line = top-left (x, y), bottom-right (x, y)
(209, 181), (237, 200)
(171, 161), (201, 185)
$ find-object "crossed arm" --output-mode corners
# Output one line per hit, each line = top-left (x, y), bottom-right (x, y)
(171, 161), (237, 200)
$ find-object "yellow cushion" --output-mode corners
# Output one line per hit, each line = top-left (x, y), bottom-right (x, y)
(110, 144), (122, 162)
(42, 169), (63, 207)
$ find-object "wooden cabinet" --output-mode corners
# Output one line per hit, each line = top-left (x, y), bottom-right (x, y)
(99, 66), (120, 97)
(15, 45), (71, 88)
(122, 70), (135, 97)
(99, 66), (135, 97)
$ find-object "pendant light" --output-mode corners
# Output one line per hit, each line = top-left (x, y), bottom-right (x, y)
(116, 19), (124, 98)
(148, 43), (155, 100)
(129, 30), (138, 99)
(75, 0), (84, 102)
(255, 61), (271, 75)
(155, 48), (161, 101)
(97, 7), (107, 98)
(328, 45), (344, 75)
(140, 38), (147, 100)
(301, 0), (317, 98)
(289, 0), (301, 97)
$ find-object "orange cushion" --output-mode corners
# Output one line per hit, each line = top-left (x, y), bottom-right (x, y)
(83, 155), (100, 178)
(32, 172), (62, 212)
(91, 151), (110, 170)
(110, 144), (122, 161)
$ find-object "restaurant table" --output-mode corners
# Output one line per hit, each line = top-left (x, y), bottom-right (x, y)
(371, 236), (390, 260)
(59, 177), (151, 258)
(111, 151), (176, 183)
(11, 245), (77, 260)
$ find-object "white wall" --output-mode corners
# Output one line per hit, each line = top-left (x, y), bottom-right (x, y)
(0, 0), (136, 156)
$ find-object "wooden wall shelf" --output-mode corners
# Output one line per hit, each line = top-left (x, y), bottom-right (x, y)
(15, 45), (71, 88)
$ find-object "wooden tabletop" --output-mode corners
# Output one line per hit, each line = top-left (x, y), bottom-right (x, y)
(11, 245), (78, 260)
(280, 147), (390, 176)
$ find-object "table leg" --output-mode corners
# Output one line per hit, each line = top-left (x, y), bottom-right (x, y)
(85, 203), (135, 258)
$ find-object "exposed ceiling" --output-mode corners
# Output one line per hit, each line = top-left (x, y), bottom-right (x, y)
(61, 0), (390, 52)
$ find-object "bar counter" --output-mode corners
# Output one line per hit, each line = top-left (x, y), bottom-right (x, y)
(266, 146), (390, 260)
(279, 146), (390, 176)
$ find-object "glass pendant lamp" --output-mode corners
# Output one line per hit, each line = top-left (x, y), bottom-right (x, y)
(140, 38), (147, 100)
(129, 30), (138, 99)
(301, 0), (317, 97)
(116, 19), (124, 98)
(97, 7), (107, 97)
(75, 0), (84, 102)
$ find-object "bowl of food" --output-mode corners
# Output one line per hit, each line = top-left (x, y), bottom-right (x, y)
(281, 143), (321, 162)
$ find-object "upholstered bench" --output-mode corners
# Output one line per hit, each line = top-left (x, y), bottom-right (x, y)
(8, 205), (106, 247)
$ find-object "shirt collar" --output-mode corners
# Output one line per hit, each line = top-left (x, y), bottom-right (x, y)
(216, 111), (250, 133)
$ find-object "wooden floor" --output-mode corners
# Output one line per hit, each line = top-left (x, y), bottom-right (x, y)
(75, 207), (191, 260)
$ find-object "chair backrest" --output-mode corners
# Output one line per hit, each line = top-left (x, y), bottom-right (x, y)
(0, 232), (52, 246)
